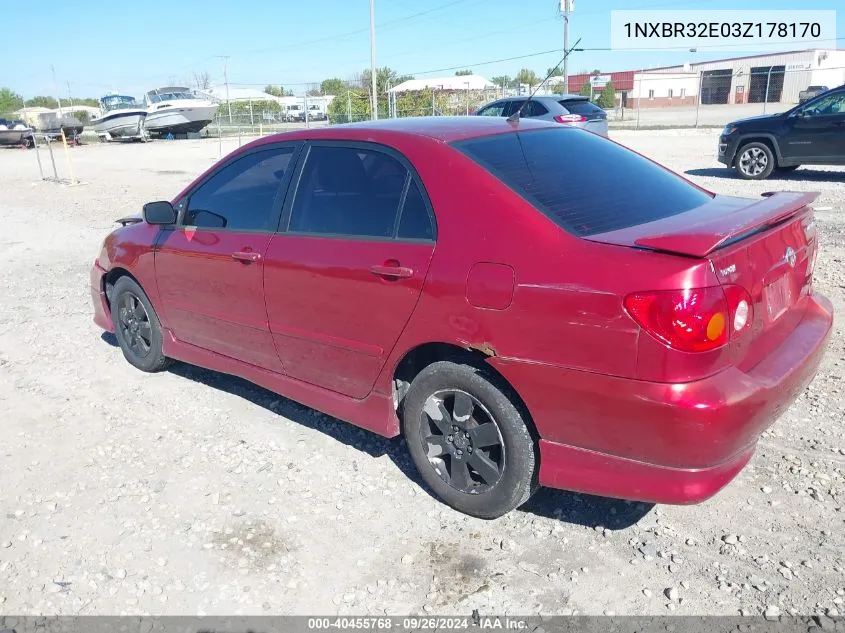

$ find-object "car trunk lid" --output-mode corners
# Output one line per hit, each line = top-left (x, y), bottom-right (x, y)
(586, 191), (820, 366)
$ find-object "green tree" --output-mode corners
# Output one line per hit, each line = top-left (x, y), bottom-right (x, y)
(514, 68), (539, 87)
(0, 87), (24, 114)
(25, 95), (61, 108)
(597, 80), (616, 108)
(72, 110), (90, 125)
(327, 89), (370, 123)
(546, 66), (563, 77)
(579, 80), (592, 97)
(454, 69), (473, 76)
(320, 78), (348, 96)
(490, 75), (512, 90)
(264, 85), (283, 97)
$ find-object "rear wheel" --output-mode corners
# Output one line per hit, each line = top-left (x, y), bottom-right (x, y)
(111, 276), (171, 373)
(735, 142), (775, 180)
(402, 361), (537, 519)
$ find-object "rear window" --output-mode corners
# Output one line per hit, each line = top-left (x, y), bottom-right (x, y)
(452, 128), (712, 237)
(559, 99), (604, 115)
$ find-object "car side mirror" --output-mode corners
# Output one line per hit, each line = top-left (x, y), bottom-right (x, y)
(142, 201), (177, 225)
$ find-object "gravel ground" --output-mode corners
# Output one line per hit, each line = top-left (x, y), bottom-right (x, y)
(0, 130), (843, 617)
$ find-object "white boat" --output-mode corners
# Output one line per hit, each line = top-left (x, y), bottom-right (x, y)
(143, 86), (219, 136)
(92, 94), (147, 140)
(0, 119), (33, 146)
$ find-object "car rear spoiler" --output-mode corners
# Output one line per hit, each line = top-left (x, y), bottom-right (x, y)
(586, 191), (818, 258)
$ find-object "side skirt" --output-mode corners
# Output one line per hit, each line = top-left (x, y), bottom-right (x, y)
(161, 330), (401, 438)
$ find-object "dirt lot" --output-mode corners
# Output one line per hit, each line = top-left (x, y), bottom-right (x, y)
(0, 130), (843, 618)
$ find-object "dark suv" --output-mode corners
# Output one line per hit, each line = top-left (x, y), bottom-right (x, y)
(718, 85), (845, 179)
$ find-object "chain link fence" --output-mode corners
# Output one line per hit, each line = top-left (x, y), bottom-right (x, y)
(190, 64), (845, 138)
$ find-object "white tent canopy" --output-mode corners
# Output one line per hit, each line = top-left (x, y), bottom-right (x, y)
(388, 75), (495, 93)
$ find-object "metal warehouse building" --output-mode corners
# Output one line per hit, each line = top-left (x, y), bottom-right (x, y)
(569, 49), (845, 108)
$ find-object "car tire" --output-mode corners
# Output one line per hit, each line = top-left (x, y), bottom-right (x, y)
(776, 165), (800, 172)
(402, 360), (537, 519)
(734, 142), (776, 180)
(111, 276), (171, 373)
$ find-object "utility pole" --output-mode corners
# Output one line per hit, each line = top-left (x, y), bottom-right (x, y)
(217, 55), (232, 123)
(369, 0), (378, 120)
(561, 0), (573, 94)
(50, 65), (63, 115)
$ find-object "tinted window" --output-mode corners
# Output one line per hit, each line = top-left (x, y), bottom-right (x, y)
(801, 91), (845, 116)
(397, 181), (434, 240)
(477, 101), (508, 117)
(560, 99), (604, 115)
(185, 148), (294, 230)
(289, 146), (407, 238)
(453, 128), (712, 237)
(523, 101), (549, 117)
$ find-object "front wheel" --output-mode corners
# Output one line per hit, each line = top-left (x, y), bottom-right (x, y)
(111, 276), (171, 373)
(734, 142), (775, 180)
(402, 361), (537, 519)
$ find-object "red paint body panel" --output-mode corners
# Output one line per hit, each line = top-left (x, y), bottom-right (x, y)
(492, 292), (831, 471)
(466, 263), (515, 310)
(90, 117), (835, 506)
(263, 234), (435, 398)
(155, 229), (282, 373)
(538, 441), (755, 505)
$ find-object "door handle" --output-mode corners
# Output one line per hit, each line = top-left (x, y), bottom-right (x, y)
(232, 251), (261, 263)
(369, 264), (413, 279)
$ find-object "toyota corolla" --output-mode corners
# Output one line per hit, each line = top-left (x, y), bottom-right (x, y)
(90, 116), (833, 519)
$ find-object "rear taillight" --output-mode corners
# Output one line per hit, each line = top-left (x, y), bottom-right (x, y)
(554, 114), (587, 124)
(624, 285), (752, 353)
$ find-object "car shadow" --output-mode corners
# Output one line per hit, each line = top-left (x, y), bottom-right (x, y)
(100, 332), (653, 529)
(686, 167), (845, 182)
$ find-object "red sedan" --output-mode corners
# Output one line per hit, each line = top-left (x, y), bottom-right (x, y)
(90, 116), (833, 519)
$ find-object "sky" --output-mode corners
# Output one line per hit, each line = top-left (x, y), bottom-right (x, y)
(2, 0), (842, 99)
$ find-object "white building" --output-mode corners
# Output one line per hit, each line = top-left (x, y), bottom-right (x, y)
(629, 49), (845, 108)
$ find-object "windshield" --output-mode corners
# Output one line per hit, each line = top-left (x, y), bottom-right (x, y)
(148, 91), (195, 103)
(101, 95), (141, 111)
(452, 128), (712, 237)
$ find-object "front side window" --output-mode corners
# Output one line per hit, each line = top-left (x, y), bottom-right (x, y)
(477, 102), (508, 117)
(184, 147), (295, 230)
(800, 91), (845, 116)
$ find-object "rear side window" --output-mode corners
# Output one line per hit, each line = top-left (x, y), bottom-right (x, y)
(397, 181), (434, 240)
(559, 99), (604, 115)
(453, 128), (712, 237)
(289, 146), (408, 238)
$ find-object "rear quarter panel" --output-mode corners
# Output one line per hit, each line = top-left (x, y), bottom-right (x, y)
(369, 137), (718, 394)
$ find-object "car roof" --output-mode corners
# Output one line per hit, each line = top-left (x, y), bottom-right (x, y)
(252, 115), (557, 145)
(496, 94), (587, 102)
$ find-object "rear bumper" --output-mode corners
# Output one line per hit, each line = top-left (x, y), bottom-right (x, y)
(90, 260), (114, 332)
(491, 293), (833, 504)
